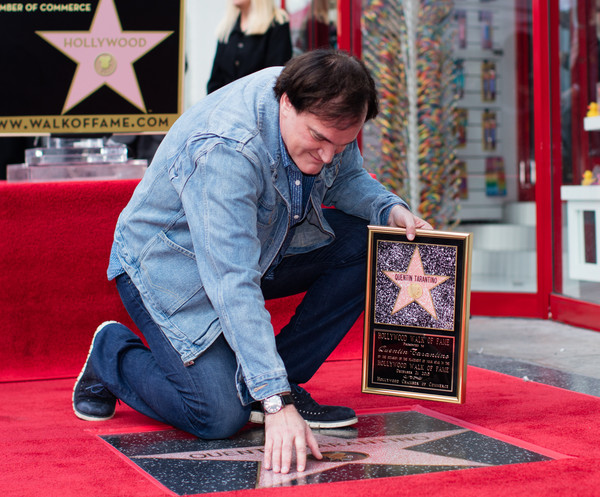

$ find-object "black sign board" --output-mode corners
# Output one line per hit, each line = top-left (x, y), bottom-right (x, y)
(0, 0), (184, 135)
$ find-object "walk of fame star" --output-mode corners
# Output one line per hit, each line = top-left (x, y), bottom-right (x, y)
(382, 246), (450, 319)
(36, 0), (173, 113)
(100, 411), (556, 495)
(133, 429), (486, 488)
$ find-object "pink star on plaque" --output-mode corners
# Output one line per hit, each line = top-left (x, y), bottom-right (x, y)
(383, 247), (450, 319)
(36, 0), (173, 113)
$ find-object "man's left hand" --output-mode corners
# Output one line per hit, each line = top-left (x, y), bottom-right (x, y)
(387, 205), (433, 240)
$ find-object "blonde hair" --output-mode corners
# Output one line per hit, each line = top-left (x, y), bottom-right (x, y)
(216, 0), (289, 42)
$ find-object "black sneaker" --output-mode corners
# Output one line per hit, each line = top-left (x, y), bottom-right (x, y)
(72, 321), (118, 422)
(249, 384), (358, 429)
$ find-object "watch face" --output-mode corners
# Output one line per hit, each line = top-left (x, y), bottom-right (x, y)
(263, 395), (283, 414)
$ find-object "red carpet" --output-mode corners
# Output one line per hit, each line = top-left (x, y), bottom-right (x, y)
(0, 180), (139, 383)
(0, 180), (358, 383)
(2, 180), (600, 495)
(2, 363), (600, 496)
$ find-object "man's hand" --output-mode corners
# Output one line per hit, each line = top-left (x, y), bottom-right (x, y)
(387, 204), (433, 240)
(263, 405), (322, 473)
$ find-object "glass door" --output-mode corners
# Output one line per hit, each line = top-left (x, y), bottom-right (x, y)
(285, 0), (340, 54)
(357, 0), (546, 317)
(550, 0), (600, 330)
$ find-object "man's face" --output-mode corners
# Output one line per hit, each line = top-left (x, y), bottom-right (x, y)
(279, 93), (365, 175)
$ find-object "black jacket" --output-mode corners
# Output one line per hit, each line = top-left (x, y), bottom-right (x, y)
(207, 16), (292, 94)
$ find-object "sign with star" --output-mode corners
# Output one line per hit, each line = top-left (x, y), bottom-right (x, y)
(0, 0), (183, 135)
(362, 227), (472, 403)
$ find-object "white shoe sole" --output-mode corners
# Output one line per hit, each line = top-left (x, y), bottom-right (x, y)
(72, 321), (120, 422)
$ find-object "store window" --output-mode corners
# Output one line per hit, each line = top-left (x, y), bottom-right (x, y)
(557, 0), (600, 306)
(286, 0), (338, 54)
(361, 0), (536, 294)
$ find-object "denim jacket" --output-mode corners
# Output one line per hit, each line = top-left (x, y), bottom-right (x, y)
(107, 67), (407, 405)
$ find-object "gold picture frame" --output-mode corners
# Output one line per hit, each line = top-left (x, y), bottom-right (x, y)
(362, 227), (473, 403)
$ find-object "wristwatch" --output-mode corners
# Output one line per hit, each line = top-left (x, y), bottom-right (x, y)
(261, 393), (294, 414)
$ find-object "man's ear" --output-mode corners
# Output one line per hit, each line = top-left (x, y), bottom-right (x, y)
(280, 92), (293, 114)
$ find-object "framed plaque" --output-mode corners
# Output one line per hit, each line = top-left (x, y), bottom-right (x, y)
(362, 227), (472, 403)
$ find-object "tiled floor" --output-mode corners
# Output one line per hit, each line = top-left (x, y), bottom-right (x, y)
(467, 316), (600, 396)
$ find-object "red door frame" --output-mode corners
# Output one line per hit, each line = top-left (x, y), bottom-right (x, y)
(569, 2), (588, 185)
(337, 0), (361, 55)
(516, 0), (535, 202)
(533, 0), (560, 316)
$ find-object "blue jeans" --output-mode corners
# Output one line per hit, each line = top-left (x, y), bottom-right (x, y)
(91, 209), (368, 439)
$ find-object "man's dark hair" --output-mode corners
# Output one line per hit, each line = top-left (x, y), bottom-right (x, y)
(274, 49), (379, 127)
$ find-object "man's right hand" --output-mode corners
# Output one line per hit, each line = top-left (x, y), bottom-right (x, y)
(263, 405), (322, 473)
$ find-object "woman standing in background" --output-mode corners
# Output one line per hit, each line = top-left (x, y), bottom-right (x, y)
(207, 0), (292, 94)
